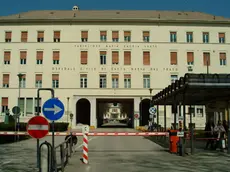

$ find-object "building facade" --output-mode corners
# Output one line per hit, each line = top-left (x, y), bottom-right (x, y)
(0, 9), (230, 128)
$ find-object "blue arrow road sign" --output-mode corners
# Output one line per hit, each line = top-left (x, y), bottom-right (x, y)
(42, 98), (65, 121)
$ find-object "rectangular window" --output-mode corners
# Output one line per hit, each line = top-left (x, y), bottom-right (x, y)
(26, 98), (33, 115)
(112, 74), (119, 88)
(170, 52), (177, 65)
(219, 33), (225, 43)
(186, 32), (193, 43)
(81, 51), (88, 65)
(100, 51), (106, 65)
(124, 51), (131, 65)
(143, 31), (150, 42)
(5, 31), (12, 42)
(4, 51), (10, 64)
(53, 51), (60, 64)
(19, 98), (25, 116)
(35, 74), (42, 88)
(170, 32), (177, 42)
(52, 74), (59, 88)
(196, 106), (204, 117)
(220, 53), (227, 66)
(143, 51), (150, 65)
(53, 31), (60, 42)
(36, 51), (43, 64)
(187, 52), (194, 65)
(112, 51), (119, 65)
(124, 74), (131, 88)
(99, 74), (107, 88)
(81, 31), (88, 42)
(100, 31), (107, 42)
(1, 97), (8, 114)
(112, 31), (119, 42)
(171, 75), (178, 83)
(20, 51), (27, 65)
(34, 98), (41, 113)
(124, 31), (131, 42)
(3, 74), (9, 88)
(80, 74), (87, 88)
(21, 31), (28, 42)
(143, 75), (150, 88)
(20, 74), (26, 88)
(203, 52), (210, 66)
(37, 31), (44, 42)
(203, 32), (209, 43)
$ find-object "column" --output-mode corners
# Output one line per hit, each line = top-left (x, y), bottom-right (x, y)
(72, 96), (77, 129)
(134, 97), (141, 128)
(89, 97), (96, 128)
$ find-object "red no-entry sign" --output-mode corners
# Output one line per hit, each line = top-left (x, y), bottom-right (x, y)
(27, 116), (50, 139)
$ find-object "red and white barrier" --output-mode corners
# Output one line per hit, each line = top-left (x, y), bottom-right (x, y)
(82, 133), (88, 164)
(0, 131), (168, 136)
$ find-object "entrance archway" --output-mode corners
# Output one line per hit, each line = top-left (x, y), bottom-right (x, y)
(76, 98), (91, 125)
(139, 99), (150, 126)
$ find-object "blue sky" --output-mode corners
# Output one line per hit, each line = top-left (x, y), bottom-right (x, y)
(0, 0), (229, 18)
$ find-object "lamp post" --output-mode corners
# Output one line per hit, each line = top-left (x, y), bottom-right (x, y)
(67, 97), (70, 123)
(149, 88), (153, 125)
(17, 73), (23, 141)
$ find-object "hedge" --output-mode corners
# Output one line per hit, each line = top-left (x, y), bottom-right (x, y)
(0, 122), (69, 144)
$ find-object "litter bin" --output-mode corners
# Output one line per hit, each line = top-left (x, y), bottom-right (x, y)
(169, 130), (179, 153)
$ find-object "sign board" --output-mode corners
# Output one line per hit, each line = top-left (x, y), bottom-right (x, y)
(70, 113), (73, 119)
(134, 111), (140, 119)
(82, 125), (89, 134)
(12, 106), (20, 115)
(27, 116), (49, 139)
(177, 131), (184, 137)
(149, 107), (156, 115)
(42, 98), (65, 121)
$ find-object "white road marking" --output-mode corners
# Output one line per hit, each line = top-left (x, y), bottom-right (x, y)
(1, 160), (12, 165)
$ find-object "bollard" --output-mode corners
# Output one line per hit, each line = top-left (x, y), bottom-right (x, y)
(82, 133), (89, 164)
(39, 141), (52, 172)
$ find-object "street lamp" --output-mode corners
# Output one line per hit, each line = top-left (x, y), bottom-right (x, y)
(149, 88), (153, 125)
(67, 97), (70, 123)
(17, 73), (24, 141)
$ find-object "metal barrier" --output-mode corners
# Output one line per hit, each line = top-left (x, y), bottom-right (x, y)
(39, 141), (53, 172)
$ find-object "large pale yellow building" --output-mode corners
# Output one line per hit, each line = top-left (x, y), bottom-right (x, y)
(0, 7), (229, 128)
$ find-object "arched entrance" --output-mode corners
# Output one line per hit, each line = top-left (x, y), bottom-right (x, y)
(139, 99), (150, 126)
(76, 98), (91, 125)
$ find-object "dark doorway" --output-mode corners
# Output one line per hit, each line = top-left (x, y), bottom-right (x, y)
(140, 99), (150, 126)
(96, 99), (134, 128)
(76, 98), (91, 125)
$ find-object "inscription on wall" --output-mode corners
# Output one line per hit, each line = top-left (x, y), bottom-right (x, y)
(75, 44), (157, 48)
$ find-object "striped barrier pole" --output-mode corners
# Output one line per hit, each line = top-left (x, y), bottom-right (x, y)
(82, 125), (89, 164)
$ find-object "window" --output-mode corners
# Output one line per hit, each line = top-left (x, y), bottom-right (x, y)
(124, 74), (131, 88)
(143, 51), (150, 65)
(186, 32), (193, 43)
(52, 74), (59, 88)
(112, 74), (119, 88)
(143, 75), (150, 88)
(143, 31), (150, 42)
(124, 51), (131, 65)
(112, 51), (119, 64)
(4, 51), (10, 64)
(53, 31), (60, 42)
(203, 32), (209, 43)
(81, 51), (88, 65)
(37, 31), (44, 42)
(21, 31), (28, 42)
(100, 31), (107, 42)
(80, 74), (87, 88)
(219, 33), (225, 43)
(20, 74), (26, 88)
(124, 31), (131, 42)
(35, 74), (42, 88)
(100, 51), (106, 65)
(2, 74), (9, 88)
(196, 106), (204, 117)
(53, 51), (60, 64)
(171, 75), (178, 83)
(99, 74), (107, 88)
(19, 98), (25, 116)
(81, 31), (88, 42)
(187, 52), (194, 65)
(34, 98), (41, 113)
(26, 98), (33, 115)
(220, 53), (226, 66)
(5, 31), (12, 42)
(203, 52), (210, 66)
(36, 51), (43, 64)
(112, 31), (119, 42)
(20, 51), (27, 65)
(1, 97), (8, 115)
(188, 106), (195, 117)
(170, 52), (177, 65)
(170, 32), (177, 42)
